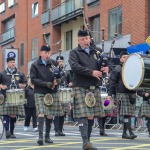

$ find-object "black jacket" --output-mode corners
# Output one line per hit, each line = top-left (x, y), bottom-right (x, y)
(137, 90), (150, 101)
(59, 67), (72, 87)
(69, 45), (101, 87)
(25, 86), (35, 108)
(30, 56), (59, 94)
(108, 63), (135, 96)
(0, 67), (27, 97)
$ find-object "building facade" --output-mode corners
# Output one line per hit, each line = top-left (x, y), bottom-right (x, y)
(0, 0), (150, 75)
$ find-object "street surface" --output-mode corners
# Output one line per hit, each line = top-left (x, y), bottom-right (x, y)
(0, 121), (150, 150)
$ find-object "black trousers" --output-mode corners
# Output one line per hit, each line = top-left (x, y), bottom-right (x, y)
(24, 107), (37, 128)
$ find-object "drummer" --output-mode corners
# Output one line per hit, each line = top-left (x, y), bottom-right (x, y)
(0, 57), (27, 139)
(137, 90), (150, 137)
(107, 51), (137, 139)
(54, 55), (72, 136)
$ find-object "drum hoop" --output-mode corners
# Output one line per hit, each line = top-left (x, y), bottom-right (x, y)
(122, 53), (145, 90)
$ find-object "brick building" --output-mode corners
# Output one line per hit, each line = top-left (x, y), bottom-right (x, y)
(0, 0), (150, 75)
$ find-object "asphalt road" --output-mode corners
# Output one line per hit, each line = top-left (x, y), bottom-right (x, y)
(0, 121), (150, 150)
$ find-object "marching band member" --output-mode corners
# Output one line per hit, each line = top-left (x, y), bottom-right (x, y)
(24, 80), (38, 132)
(69, 29), (108, 150)
(0, 57), (27, 139)
(54, 55), (72, 136)
(108, 51), (137, 139)
(30, 45), (63, 145)
(137, 90), (150, 137)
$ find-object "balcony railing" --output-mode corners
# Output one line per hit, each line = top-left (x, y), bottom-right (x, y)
(86, 0), (100, 6)
(41, 9), (50, 25)
(52, 0), (83, 25)
(0, 27), (15, 45)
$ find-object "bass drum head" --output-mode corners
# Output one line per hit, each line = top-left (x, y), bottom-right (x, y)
(122, 53), (144, 90)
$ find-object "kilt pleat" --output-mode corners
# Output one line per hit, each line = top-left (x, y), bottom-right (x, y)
(116, 93), (135, 116)
(140, 101), (150, 117)
(104, 109), (114, 117)
(61, 103), (70, 113)
(0, 100), (25, 116)
(35, 93), (64, 116)
(73, 87), (105, 118)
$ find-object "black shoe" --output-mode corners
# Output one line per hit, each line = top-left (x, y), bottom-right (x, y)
(45, 138), (53, 143)
(10, 134), (16, 138)
(55, 132), (59, 136)
(59, 132), (65, 136)
(100, 130), (108, 136)
(6, 131), (11, 139)
(122, 134), (130, 139)
(100, 132), (108, 136)
(37, 139), (44, 145)
(130, 134), (137, 139)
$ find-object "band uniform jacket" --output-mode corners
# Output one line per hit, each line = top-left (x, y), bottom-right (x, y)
(59, 67), (72, 87)
(0, 67), (27, 116)
(108, 63), (135, 116)
(30, 56), (63, 116)
(30, 56), (58, 94)
(137, 90), (150, 117)
(25, 85), (35, 108)
(69, 44), (105, 118)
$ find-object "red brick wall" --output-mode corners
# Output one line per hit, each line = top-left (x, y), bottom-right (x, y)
(0, 0), (149, 74)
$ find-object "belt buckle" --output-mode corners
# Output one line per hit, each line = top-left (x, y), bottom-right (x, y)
(89, 86), (95, 90)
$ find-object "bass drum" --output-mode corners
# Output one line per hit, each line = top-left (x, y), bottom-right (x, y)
(122, 53), (150, 90)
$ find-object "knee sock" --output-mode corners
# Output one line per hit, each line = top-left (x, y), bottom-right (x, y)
(3, 115), (10, 132)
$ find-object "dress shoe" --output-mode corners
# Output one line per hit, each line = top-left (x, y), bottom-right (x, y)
(6, 131), (11, 139)
(59, 132), (65, 136)
(130, 134), (137, 139)
(10, 134), (16, 138)
(37, 139), (43, 145)
(55, 132), (59, 136)
(122, 134), (130, 139)
(100, 129), (108, 136)
(45, 138), (53, 143)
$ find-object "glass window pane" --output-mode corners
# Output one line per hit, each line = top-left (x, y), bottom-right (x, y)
(108, 6), (122, 38)
(66, 31), (72, 50)
(91, 16), (100, 44)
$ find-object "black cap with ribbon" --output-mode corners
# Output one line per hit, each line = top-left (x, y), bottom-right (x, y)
(77, 29), (89, 37)
(56, 56), (64, 61)
(120, 51), (129, 58)
(40, 45), (51, 52)
(6, 57), (15, 62)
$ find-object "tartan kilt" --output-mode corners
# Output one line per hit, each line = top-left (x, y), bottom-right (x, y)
(73, 87), (105, 118)
(61, 103), (70, 113)
(116, 93), (135, 116)
(35, 93), (64, 116)
(140, 101), (150, 117)
(0, 99), (25, 116)
(104, 109), (114, 117)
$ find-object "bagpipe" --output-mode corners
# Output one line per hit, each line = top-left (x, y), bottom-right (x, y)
(43, 33), (61, 82)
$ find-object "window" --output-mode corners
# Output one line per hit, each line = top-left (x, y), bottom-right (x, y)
(43, 0), (50, 10)
(66, 30), (72, 51)
(86, 0), (100, 6)
(91, 16), (100, 44)
(3, 17), (15, 31)
(43, 34), (50, 46)
(8, 0), (15, 8)
(108, 6), (122, 39)
(0, 2), (5, 13)
(32, 38), (38, 59)
(32, 2), (38, 18)
(20, 43), (24, 66)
